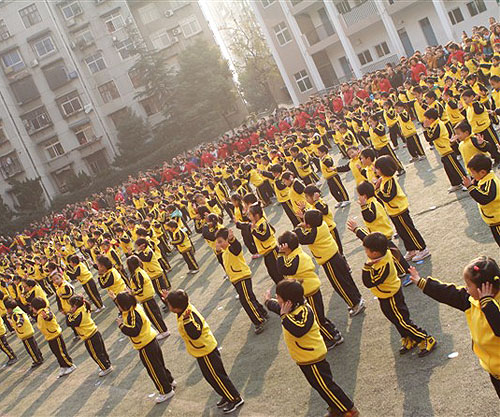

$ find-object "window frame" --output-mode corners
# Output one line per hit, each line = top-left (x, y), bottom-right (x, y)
(375, 41), (390, 58)
(85, 52), (106, 74)
(32, 35), (57, 59)
(104, 12), (125, 33)
(43, 137), (65, 159)
(180, 16), (202, 39)
(273, 22), (292, 46)
(150, 29), (171, 50)
(294, 70), (313, 93)
(22, 106), (52, 134)
(1, 49), (25, 73)
(98, 80), (120, 103)
(0, 152), (23, 179)
(466, 0), (486, 16)
(0, 19), (11, 41)
(139, 4), (158, 24)
(448, 7), (464, 25)
(60, 1), (83, 20)
(115, 38), (135, 60)
(18, 4), (42, 29)
(58, 91), (83, 117)
(357, 49), (373, 66)
(74, 124), (96, 145)
(261, 0), (275, 7)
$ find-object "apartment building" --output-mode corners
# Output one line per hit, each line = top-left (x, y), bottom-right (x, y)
(250, 0), (499, 105)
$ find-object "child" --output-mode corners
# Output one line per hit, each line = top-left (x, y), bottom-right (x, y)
(96, 255), (127, 308)
(277, 231), (343, 349)
(394, 101), (426, 162)
(115, 291), (176, 404)
(374, 156), (430, 262)
(67, 295), (113, 377)
(368, 114), (405, 176)
(230, 194), (259, 258)
(165, 220), (199, 274)
(463, 154), (500, 247)
(361, 233), (437, 356)
(452, 120), (491, 171)
(0, 306), (17, 365)
(31, 297), (76, 377)
(408, 256), (500, 397)
(67, 255), (104, 312)
(135, 238), (171, 299)
(215, 228), (268, 334)
(165, 289), (244, 413)
(4, 297), (44, 368)
(264, 280), (358, 417)
(317, 144), (349, 207)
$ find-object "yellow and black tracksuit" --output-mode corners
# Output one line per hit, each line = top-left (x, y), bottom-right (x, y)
(467, 172), (500, 247)
(295, 222), (361, 309)
(397, 110), (425, 158)
(311, 199), (343, 255)
(0, 315), (16, 361)
(415, 276), (500, 397)
(262, 171), (299, 226)
(277, 247), (340, 345)
(362, 251), (428, 343)
(293, 151), (319, 185)
(129, 268), (168, 333)
(170, 227), (198, 271)
(137, 246), (170, 297)
(176, 303), (241, 402)
(55, 280), (75, 314)
(320, 154), (349, 203)
(466, 100), (500, 163)
(67, 262), (103, 309)
(376, 176), (427, 252)
(251, 217), (283, 284)
(458, 135), (490, 172)
(9, 306), (43, 364)
(369, 123), (404, 171)
(337, 156), (366, 185)
(265, 300), (354, 413)
(98, 267), (126, 306)
(119, 305), (174, 394)
(233, 206), (257, 254)
(384, 107), (402, 148)
(31, 264), (53, 296)
(67, 305), (111, 371)
(36, 307), (73, 369)
(202, 222), (225, 268)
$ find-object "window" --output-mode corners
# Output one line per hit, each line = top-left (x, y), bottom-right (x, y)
(57, 91), (83, 117)
(336, 1), (351, 14)
(61, 1), (82, 20)
(273, 22), (292, 46)
(375, 41), (390, 58)
(140, 96), (161, 116)
(115, 38), (135, 60)
(357, 49), (373, 65)
(128, 68), (142, 89)
(139, 4), (158, 24)
(466, 0), (486, 16)
(10, 76), (40, 105)
(19, 4), (42, 28)
(0, 19), (11, 41)
(1, 49), (25, 73)
(43, 137), (65, 159)
(294, 70), (313, 93)
(104, 12), (125, 33)
(74, 124), (97, 145)
(98, 80), (120, 103)
(0, 153), (23, 179)
(180, 16), (201, 38)
(43, 61), (70, 90)
(74, 30), (94, 48)
(448, 8), (464, 25)
(85, 52), (106, 73)
(32, 36), (56, 58)
(150, 30), (171, 50)
(261, 0), (275, 7)
(22, 106), (52, 134)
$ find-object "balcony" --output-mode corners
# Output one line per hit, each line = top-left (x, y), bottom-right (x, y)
(360, 53), (399, 74)
(76, 136), (105, 158)
(302, 23), (336, 47)
(339, 0), (379, 27)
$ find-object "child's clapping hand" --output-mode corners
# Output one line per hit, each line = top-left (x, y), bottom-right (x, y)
(408, 266), (421, 284)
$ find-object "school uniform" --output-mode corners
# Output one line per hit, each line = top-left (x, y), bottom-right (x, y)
(170, 227), (199, 271)
(9, 306), (43, 365)
(397, 110), (425, 158)
(233, 206), (258, 254)
(466, 100), (500, 163)
(262, 171), (299, 226)
(67, 262), (103, 309)
(320, 154), (349, 203)
(98, 267), (126, 307)
(369, 123), (404, 171)
(36, 307), (73, 369)
(0, 314), (16, 361)
(137, 246), (171, 297)
(251, 217), (283, 284)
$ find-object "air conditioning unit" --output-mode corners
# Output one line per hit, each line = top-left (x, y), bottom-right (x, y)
(30, 59), (39, 68)
(66, 18), (76, 27)
(164, 9), (174, 17)
(84, 104), (93, 114)
(68, 71), (78, 79)
(172, 28), (181, 36)
(171, 36), (179, 43)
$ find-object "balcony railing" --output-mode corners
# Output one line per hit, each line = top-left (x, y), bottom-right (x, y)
(303, 23), (335, 47)
(340, 1), (379, 27)
(361, 53), (399, 74)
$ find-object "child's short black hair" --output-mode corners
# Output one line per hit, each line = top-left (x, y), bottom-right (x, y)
(243, 193), (258, 205)
(24, 279), (36, 288)
(276, 279), (304, 305)
(4, 297), (17, 310)
(467, 154), (492, 173)
(31, 297), (47, 311)
(465, 256), (500, 290)
(166, 289), (189, 311)
(215, 227), (229, 240)
(360, 148), (376, 161)
(423, 108), (439, 121)
(357, 181), (375, 198)
(96, 255), (113, 270)
(490, 75), (500, 83)
(304, 184), (320, 196)
(115, 292), (137, 311)
(270, 164), (283, 174)
(362, 232), (388, 255)
(461, 89), (476, 99)
(318, 145), (328, 154)
(69, 254), (80, 265)
(278, 231), (299, 251)
(455, 120), (471, 135)
(425, 90), (437, 100)
(304, 209), (323, 228)
(374, 155), (397, 177)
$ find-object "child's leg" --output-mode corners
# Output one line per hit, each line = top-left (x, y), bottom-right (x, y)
(197, 348), (241, 402)
(389, 125), (399, 148)
(241, 227), (258, 255)
(327, 175), (349, 203)
(441, 154), (466, 186)
(143, 299), (168, 333)
(264, 249), (284, 284)
(307, 291), (340, 342)
(48, 335), (73, 368)
(139, 339), (174, 394)
(85, 331), (111, 371)
(0, 335), (16, 360)
(299, 360), (354, 414)
(233, 279), (266, 325)
(406, 135), (419, 159)
(84, 279), (103, 309)
(322, 254), (362, 309)
(490, 374), (500, 399)
(490, 225), (500, 247)
(152, 276), (169, 304)
(332, 227), (344, 256)
(23, 336), (43, 364)
(182, 249), (199, 271)
(390, 211), (426, 252)
(281, 201), (300, 227)
(2, 314), (13, 332)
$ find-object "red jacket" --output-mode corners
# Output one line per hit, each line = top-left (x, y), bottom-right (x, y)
(356, 89), (369, 100)
(279, 120), (291, 132)
(447, 49), (464, 64)
(342, 89), (354, 106)
(266, 126), (277, 140)
(126, 184), (139, 195)
(410, 63), (427, 82)
(378, 78), (392, 92)
(332, 97), (343, 113)
(250, 132), (260, 145)
(293, 112), (311, 128)
(161, 168), (178, 183)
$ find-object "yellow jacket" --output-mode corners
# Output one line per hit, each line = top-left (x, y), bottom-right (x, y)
(467, 172), (500, 226)
(362, 251), (401, 298)
(36, 307), (62, 341)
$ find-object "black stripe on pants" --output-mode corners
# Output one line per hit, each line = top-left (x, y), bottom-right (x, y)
(48, 334), (73, 368)
(143, 298), (168, 333)
(84, 279), (103, 309)
(480, 127), (500, 162)
(181, 249), (199, 271)
(390, 210), (426, 252)
(85, 331), (111, 370)
(378, 145), (404, 171)
(281, 201), (300, 227)
(159, 257), (171, 274)
(264, 248), (283, 284)
(441, 153), (466, 186)
(197, 348), (240, 402)
(490, 225), (500, 248)
(0, 335), (16, 360)
(299, 359), (354, 413)
(327, 175), (349, 203)
(152, 273), (170, 299)
(389, 124), (400, 148)
(490, 374), (500, 399)
(22, 336), (43, 364)
(406, 134), (425, 158)
(139, 338), (174, 395)
(378, 288), (428, 342)
(2, 314), (13, 332)
(307, 290), (338, 341)
(233, 278), (266, 325)
(322, 254), (361, 308)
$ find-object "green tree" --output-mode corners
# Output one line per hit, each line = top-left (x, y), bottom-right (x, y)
(0, 194), (12, 221)
(9, 178), (45, 212)
(114, 108), (151, 167)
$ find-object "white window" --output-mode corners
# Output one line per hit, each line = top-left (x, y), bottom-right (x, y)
(294, 70), (312, 93)
(115, 38), (135, 60)
(61, 1), (82, 20)
(104, 12), (125, 33)
(58, 91), (83, 117)
(1, 50), (25, 73)
(74, 124), (96, 145)
(375, 41), (390, 58)
(98, 80), (120, 103)
(19, 4), (42, 28)
(180, 16), (202, 38)
(85, 52), (106, 73)
(358, 49), (373, 66)
(139, 4), (158, 24)
(44, 138), (65, 159)
(75, 29), (94, 46)
(150, 30), (171, 50)
(0, 19), (11, 41)
(33, 36), (56, 58)
(273, 22), (292, 46)
(261, 0), (275, 7)
(466, 0), (486, 17)
(22, 106), (52, 134)
(448, 8), (464, 25)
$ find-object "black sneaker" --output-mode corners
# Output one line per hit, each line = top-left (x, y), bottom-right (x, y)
(217, 398), (229, 408)
(326, 333), (344, 350)
(254, 320), (266, 335)
(31, 360), (43, 369)
(6, 357), (18, 366)
(223, 398), (244, 414)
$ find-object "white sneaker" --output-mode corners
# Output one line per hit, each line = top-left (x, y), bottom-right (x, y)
(171, 380), (177, 389)
(412, 248), (431, 262)
(404, 250), (417, 261)
(447, 185), (462, 193)
(188, 269), (199, 274)
(340, 201), (351, 207)
(157, 331), (171, 340)
(155, 390), (175, 403)
(334, 202), (342, 208)
(349, 298), (366, 317)
(234, 294), (240, 300)
(64, 364), (77, 375)
(98, 366), (113, 377)
(58, 368), (66, 378)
